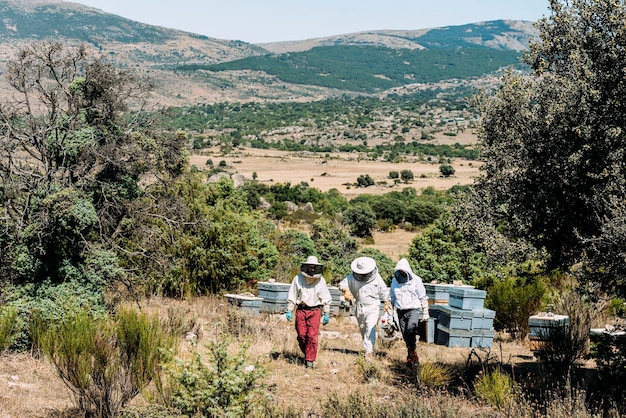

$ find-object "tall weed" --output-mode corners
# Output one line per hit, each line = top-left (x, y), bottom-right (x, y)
(473, 368), (516, 410)
(33, 307), (175, 418)
(0, 306), (18, 352)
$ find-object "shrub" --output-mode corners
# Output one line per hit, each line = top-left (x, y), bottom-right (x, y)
(356, 354), (382, 383)
(343, 204), (377, 238)
(389, 171), (399, 179)
(417, 362), (453, 389)
(485, 275), (547, 339)
(167, 339), (268, 417)
(473, 368), (516, 410)
(356, 174), (375, 187)
(33, 307), (176, 418)
(371, 196), (406, 224)
(535, 288), (599, 379)
(405, 201), (443, 227)
(321, 390), (384, 416)
(0, 306), (18, 353)
(4, 278), (108, 351)
(439, 164), (455, 177)
(400, 169), (414, 182)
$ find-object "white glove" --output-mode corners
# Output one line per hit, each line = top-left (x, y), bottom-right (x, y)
(421, 299), (430, 320)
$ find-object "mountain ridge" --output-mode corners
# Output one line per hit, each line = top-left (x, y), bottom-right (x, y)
(0, 0), (538, 105)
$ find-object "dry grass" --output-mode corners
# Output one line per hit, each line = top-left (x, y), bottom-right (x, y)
(189, 131), (482, 200)
(0, 295), (567, 418)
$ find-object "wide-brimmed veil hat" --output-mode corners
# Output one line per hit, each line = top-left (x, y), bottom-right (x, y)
(351, 256), (376, 274)
(350, 256), (378, 282)
(303, 255), (323, 266)
(301, 255), (324, 279)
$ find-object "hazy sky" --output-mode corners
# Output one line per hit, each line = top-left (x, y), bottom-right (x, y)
(69, 0), (551, 44)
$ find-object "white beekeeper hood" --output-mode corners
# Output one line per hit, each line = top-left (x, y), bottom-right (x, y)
(394, 258), (414, 284)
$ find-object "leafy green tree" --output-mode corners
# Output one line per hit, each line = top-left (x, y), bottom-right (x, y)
(407, 216), (487, 284)
(439, 164), (455, 177)
(0, 42), (186, 285)
(343, 204), (377, 238)
(371, 195), (406, 224)
(356, 174), (375, 187)
(400, 169), (414, 182)
(405, 201), (443, 227)
(458, 0), (626, 300)
(310, 218), (358, 283)
(271, 229), (317, 282)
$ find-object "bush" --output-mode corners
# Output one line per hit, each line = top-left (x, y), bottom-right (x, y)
(418, 362), (453, 389)
(343, 204), (377, 238)
(400, 169), (414, 182)
(356, 174), (375, 187)
(405, 201), (443, 227)
(389, 171), (399, 179)
(33, 307), (176, 418)
(4, 278), (108, 351)
(473, 368), (516, 410)
(485, 275), (547, 339)
(535, 288), (598, 378)
(167, 339), (268, 417)
(371, 196), (406, 224)
(439, 164), (455, 177)
(356, 354), (383, 383)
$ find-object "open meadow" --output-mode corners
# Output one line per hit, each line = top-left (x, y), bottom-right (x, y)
(188, 130), (482, 200)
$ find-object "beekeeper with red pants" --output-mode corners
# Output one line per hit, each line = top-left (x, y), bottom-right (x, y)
(285, 256), (332, 369)
(339, 256), (390, 357)
(390, 258), (429, 365)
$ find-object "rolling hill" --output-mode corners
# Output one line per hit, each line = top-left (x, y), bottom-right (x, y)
(0, 0), (538, 105)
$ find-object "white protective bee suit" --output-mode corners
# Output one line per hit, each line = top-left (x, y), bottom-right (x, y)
(390, 258), (429, 364)
(339, 256), (389, 355)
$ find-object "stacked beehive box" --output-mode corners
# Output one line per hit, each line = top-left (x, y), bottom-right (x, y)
(528, 313), (569, 352)
(224, 294), (263, 316)
(257, 281), (290, 313)
(424, 283), (457, 305)
(429, 286), (495, 348)
(256, 281), (347, 315)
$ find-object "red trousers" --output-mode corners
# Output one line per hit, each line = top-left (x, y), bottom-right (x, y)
(295, 308), (321, 362)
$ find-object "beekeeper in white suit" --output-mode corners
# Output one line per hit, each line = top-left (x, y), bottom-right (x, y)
(339, 256), (390, 357)
(390, 258), (429, 366)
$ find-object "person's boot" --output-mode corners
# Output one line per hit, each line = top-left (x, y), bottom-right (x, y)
(406, 348), (419, 366)
(306, 360), (314, 369)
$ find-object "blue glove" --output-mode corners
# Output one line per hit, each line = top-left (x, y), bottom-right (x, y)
(322, 312), (330, 325)
(285, 311), (293, 321)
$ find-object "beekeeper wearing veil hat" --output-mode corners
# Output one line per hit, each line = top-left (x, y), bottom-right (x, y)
(339, 256), (390, 357)
(285, 255), (332, 369)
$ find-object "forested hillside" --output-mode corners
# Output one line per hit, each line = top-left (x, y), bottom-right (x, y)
(181, 46), (524, 93)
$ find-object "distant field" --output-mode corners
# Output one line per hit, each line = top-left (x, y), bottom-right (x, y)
(189, 131), (482, 200)
(188, 130), (482, 258)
